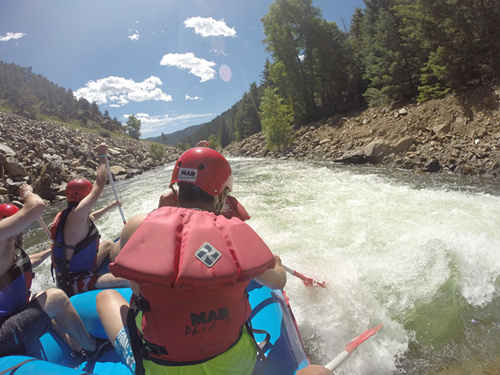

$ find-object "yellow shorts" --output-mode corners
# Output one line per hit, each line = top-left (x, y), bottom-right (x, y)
(142, 327), (257, 375)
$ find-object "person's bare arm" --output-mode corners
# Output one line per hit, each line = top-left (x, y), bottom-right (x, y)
(158, 189), (178, 208)
(71, 144), (108, 220)
(254, 255), (287, 290)
(0, 185), (45, 241)
(90, 200), (120, 221)
(296, 365), (331, 375)
(118, 213), (147, 249)
(29, 248), (52, 268)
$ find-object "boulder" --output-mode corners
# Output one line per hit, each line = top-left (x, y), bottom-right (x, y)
(126, 168), (143, 178)
(0, 143), (16, 157)
(363, 139), (393, 162)
(424, 159), (441, 172)
(110, 165), (127, 175)
(319, 138), (331, 145)
(392, 137), (416, 154)
(5, 158), (26, 177)
(433, 123), (451, 135)
(335, 150), (367, 164)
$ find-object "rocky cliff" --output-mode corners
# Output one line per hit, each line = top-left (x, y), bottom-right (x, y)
(225, 86), (500, 180)
(0, 112), (181, 202)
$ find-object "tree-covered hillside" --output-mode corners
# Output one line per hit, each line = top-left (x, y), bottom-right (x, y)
(156, 0), (500, 150)
(0, 61), (123, 133)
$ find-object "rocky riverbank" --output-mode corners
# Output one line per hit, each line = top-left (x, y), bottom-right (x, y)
(0, 112), (181, 202)
(225, 86), (500, 180)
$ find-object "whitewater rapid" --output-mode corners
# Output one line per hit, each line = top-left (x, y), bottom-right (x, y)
(27, 158), (500, 375)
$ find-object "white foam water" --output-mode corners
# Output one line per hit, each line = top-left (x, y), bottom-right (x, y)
(28, 157), (500, 374)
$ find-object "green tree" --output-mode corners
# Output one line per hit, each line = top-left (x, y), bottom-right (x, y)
(150, 143), (165, 161)
(125, 114), (141, 139)
(259, 87), (294, 151)
(234, 85), (261, 141)
(415, 0), (500, 92)
(262, 0), (319, 122)
(360, 0), (426, 105)
(262, 0), (361, 120)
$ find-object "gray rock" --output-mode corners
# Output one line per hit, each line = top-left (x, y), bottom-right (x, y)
(335, 150), (367, 164)
(109, 165), (127, 175)
(363, 139), (393, 161)
(5, 158), (26, 177)
(392, 137), (416, 154)
(0, 143), (16, 157)
(424, 159), (441, 172)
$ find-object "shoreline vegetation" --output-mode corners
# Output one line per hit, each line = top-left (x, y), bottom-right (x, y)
(224, 86), (500, 184)
(2, 83), (500, 206)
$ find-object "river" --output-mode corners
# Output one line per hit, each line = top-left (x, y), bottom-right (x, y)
(23, 157), (500, 375)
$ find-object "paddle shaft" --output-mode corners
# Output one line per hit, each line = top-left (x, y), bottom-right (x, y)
(325, 350), (350, 371)
(38, 217), (51, 239)
(104, 155), (127, 224)
(324, 324), (383, 372)
(282, 264), (326, 288)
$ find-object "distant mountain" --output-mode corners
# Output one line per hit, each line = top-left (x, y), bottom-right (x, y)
(0, 60), (123, 133)
(146, 123), (206, 146)
(146, 82), (263, 148)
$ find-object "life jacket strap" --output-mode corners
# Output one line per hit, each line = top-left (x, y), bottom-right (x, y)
(0, 248), (32, 290)
(245, 321), (271, 361)
(126, 295), (147, 375)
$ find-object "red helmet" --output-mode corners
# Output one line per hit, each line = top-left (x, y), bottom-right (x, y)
(170, 147), (232, 196)
(66, 178), (93, 203)
(0, 203), (20, 220)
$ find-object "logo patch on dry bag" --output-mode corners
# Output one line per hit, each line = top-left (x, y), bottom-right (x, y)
(195, 243), (221, 268)
(178, 167), (197, 183)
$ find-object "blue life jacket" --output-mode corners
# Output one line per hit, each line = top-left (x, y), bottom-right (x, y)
(0, 248), (33, 321)
(51, 205), (100, 294)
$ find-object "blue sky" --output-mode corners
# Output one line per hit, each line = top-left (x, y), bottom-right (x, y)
(0, 0), (364, 138)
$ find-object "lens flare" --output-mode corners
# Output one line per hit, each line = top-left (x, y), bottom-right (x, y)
(219, 64), (232, 82)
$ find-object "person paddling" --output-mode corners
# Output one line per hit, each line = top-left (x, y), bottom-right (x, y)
(50, 143), (129, 297)
(0, 185), (98, 358)
(96, 147), (286, 375)
(158, 144), (250, 221)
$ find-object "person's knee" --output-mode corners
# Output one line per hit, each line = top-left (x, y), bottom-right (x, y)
(42, 288), (72, 316)
(96, 289), (120, 315)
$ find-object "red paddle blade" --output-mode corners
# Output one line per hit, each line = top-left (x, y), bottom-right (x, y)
(345, 324), (383, 353)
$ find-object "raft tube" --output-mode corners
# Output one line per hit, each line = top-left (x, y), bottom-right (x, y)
(0, 281), (309, 374)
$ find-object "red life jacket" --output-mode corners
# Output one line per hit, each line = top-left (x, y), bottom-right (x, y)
(110, 207), (275, 364)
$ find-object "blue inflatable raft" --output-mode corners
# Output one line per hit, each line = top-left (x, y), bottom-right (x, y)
(0, 281), (309, 374)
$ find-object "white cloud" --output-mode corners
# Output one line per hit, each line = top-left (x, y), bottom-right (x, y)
(184, 17), (236, 37)
(185, 95), (201, 101)
(74, 75), (172, 107)
(160, 52), (216, 82)
(0, 32), (26, 42)
(128, 33), (140, 41)
(124, 112), (214, 137)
